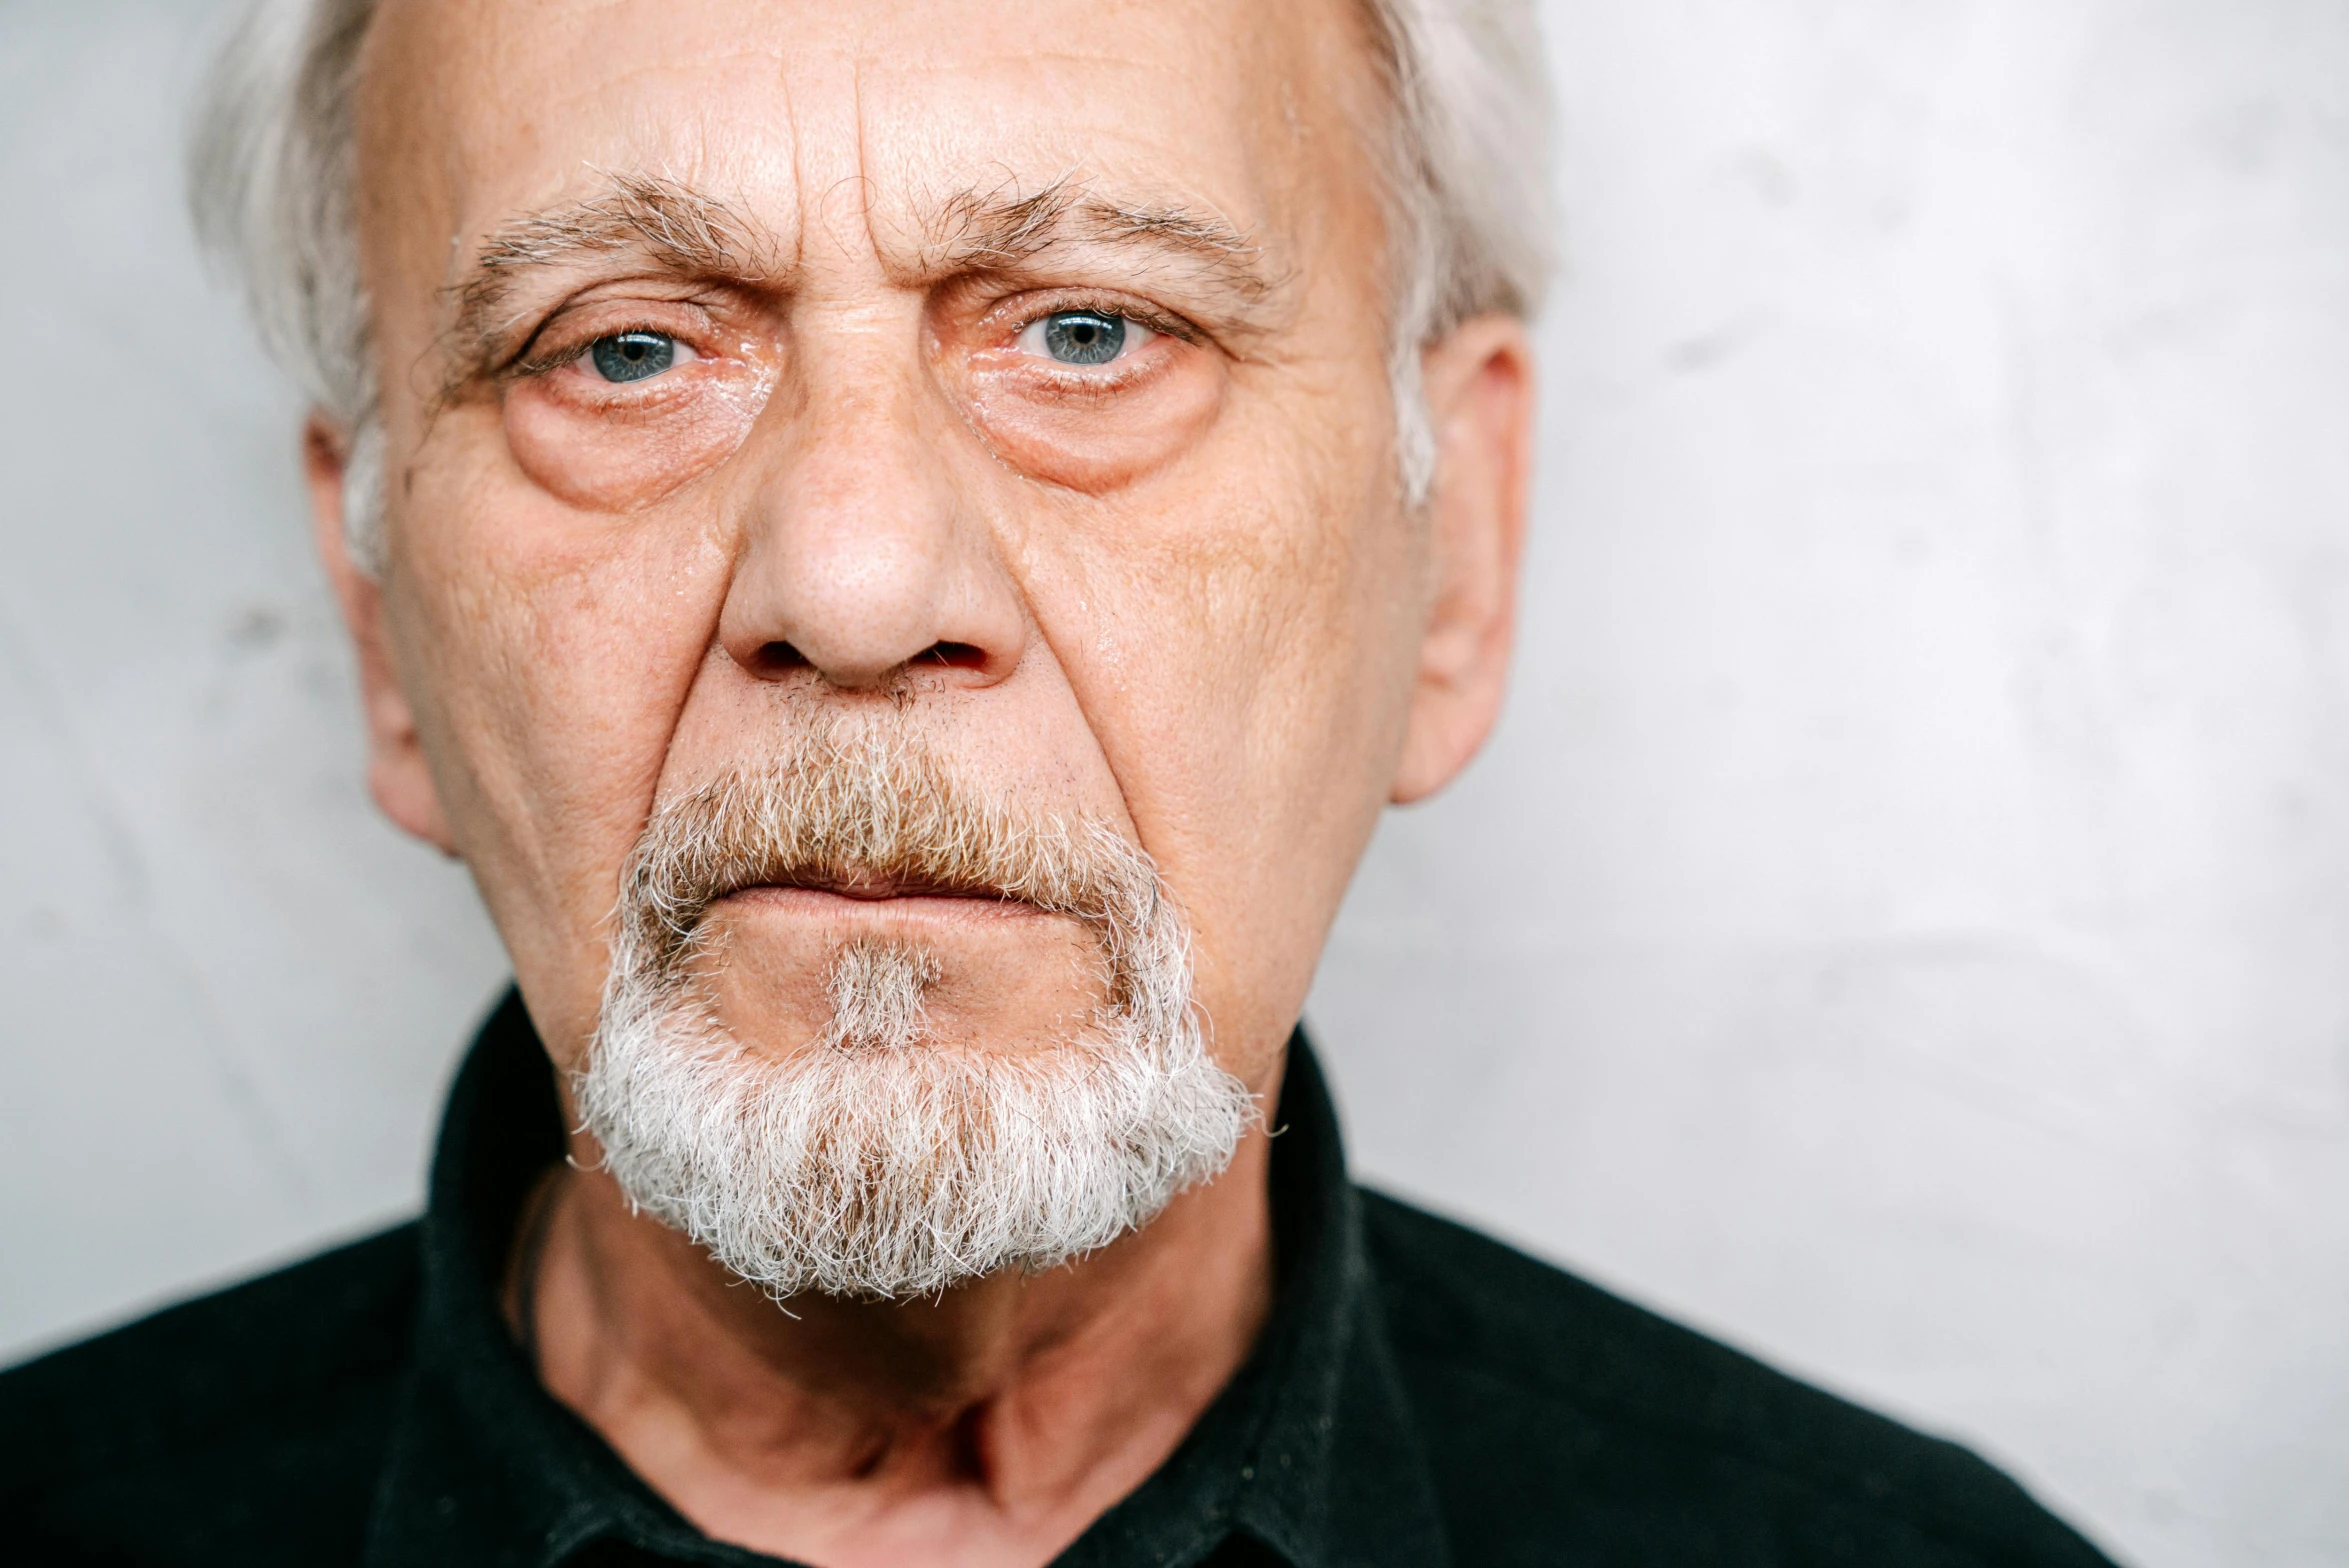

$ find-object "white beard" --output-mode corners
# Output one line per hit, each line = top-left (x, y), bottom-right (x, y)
(574, 729), (1255, 1302)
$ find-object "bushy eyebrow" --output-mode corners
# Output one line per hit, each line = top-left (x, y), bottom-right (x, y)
(920, 175), (1287, 317)
(443, 173), (766, 382)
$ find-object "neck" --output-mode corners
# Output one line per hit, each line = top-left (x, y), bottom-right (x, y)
(515, 1115), (1278, 1568)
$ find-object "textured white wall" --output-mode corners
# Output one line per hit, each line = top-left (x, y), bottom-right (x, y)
(0, 0), (509, 1360)
(3, 3), (2345, 1565)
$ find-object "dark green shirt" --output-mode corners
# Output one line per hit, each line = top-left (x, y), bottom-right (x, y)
(0, 992), (2117, 1566)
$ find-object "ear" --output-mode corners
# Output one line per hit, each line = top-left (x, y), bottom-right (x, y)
(1389, 315), (1536, 805)
(304, 415), (458, 855)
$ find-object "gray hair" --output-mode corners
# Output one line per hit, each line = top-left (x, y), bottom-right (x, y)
(190, 0), (1553, 571)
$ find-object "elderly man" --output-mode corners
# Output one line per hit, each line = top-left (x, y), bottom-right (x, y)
(0, 0), (2114, 1564)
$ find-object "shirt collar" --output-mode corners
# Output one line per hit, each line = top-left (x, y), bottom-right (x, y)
(364, 990), (1447, 1568)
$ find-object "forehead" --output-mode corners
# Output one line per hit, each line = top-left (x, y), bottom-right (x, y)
(364, 0), (1381, 271)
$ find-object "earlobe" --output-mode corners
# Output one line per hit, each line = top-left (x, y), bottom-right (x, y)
(303, 416), (459, 856)
(1389, 317), (1536, 806)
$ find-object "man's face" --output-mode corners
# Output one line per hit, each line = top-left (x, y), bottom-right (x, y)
(335, 0), (1518, 1093)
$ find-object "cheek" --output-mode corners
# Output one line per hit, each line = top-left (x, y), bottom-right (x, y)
(386, 434), (742, 1046)
(401, 524), (703, 878)
(1033, 415), (1404, 1032)
(502, 372), (767, 511)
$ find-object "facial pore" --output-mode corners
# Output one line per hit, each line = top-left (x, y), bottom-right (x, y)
(579, 718), (1257, 1301)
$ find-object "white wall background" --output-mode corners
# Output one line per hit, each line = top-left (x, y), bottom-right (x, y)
(3, 3), (2345, 1564)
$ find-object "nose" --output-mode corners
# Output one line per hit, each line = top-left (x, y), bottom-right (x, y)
(718, 347), (1025, 690)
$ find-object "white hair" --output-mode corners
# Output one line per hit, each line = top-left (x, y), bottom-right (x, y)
(189, 0), (1553, 570)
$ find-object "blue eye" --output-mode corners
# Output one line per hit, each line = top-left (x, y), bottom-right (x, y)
(1039, 311), (1127, 366)
(588, 330), (677, 383)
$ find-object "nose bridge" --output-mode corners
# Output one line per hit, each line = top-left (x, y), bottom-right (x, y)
(719, 316), (1020, 690)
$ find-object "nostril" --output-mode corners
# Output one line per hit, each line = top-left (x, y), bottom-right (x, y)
(753, 641), (812, 676)
(737, 639), (990, 683)
(914, 641), (987, 670)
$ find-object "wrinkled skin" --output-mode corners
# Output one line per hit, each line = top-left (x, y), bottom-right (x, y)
(308, 0), (1533, 1561)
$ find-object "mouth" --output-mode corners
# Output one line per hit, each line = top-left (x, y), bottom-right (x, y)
(745, 868), (1006, 903)
(706, 870), (1044, 928)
